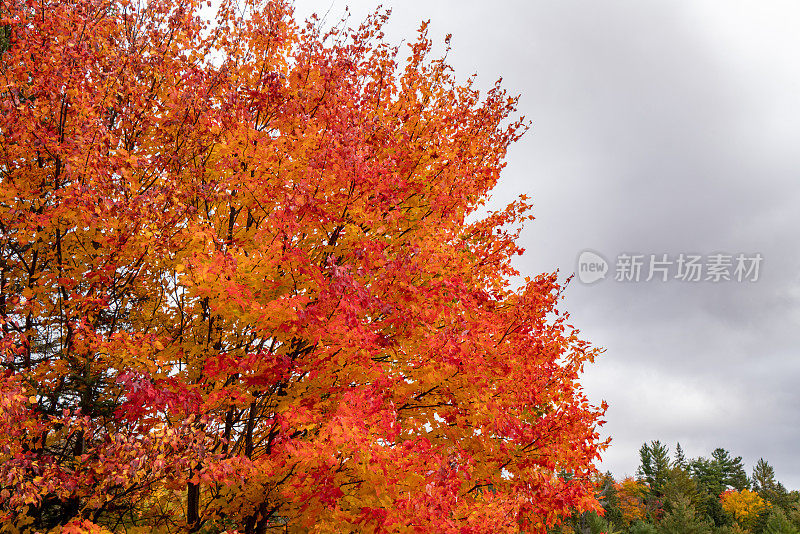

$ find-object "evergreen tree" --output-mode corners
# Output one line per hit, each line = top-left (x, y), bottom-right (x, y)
(659, 495), (714, 534)
(711, 448), (749, 491)
(662, 465), (701, 512)
(752, 458), (777, 493)
(674, 442), (688, 469)
(691, 456), (725, 496)
(752, 458), (791, 509)
(713, 524), (750, 534)
(763, 507), (800, 534)
(585, 513), (620, 534)
(789, 501), (800, 530)
(637, 440), (671, 497)
(690, 457), (729, 526)
(628, 520), (658, 534)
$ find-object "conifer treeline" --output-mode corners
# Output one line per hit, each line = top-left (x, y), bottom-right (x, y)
(552, 441), (800, 534)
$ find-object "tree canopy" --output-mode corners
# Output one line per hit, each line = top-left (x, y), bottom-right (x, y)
(552, 443), (800, 534)
(0, 0), (607, 532)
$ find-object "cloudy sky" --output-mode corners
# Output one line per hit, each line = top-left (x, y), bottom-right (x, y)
(294, 1), (800, 488)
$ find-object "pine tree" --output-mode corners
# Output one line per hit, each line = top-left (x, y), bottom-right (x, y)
(690, 456), (727, 526)
(637, 440), (671, 497)
(752, 458), (777, 493)
(627, 520), (658, 534)
(711, 448), (749, 491)
(763, 507), (800, 534)
(750, 457), (792, 510)
(674, 442), (687, 469)
(713, 524), (750, 534)
(585, 513), (620, 534)
(662, 466), (700, 513)
(658, 495), (713, 534)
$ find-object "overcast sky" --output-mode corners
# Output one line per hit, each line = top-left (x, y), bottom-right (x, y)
(293, 0), (800, 489)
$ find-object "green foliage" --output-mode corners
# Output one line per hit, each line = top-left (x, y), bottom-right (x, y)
(712, 524), (749, 534)
(691, 456), (726, 497)
(662, 466), (702, 513)
(0, 26), (10, 54)
(596, 472), (624, 530)
(789, 501), (800, 529)
(562, 445), (797, 534)
(585, 513), (620, 534)
(638, 441), (671, 498)
(689, 448), (749, 526)
(691, 449), (748, 496)
(752, 458), (777, 494)
(0, 0), (9, 57)
(674, 443), (688, 470)
(627, 520), (658, 534)
(752, 458), (793, 510)
(659, 495), (714, 534)
(711, 448), (749, 491)
(553, 510), (622, 534)
(763, 507), (800, 534)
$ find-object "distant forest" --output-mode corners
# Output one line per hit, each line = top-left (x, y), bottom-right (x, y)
(551, 441), (800, 534)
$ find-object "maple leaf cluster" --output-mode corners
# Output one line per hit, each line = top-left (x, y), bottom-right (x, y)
(0, 0), (606, 531)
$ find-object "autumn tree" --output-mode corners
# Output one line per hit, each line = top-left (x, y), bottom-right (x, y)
(551, 473), (623, 534)
(720, 489), (770, 531)
(595, 472), (623, 529)
(615, 477), (648, 528)
(0, 0), (607, 532)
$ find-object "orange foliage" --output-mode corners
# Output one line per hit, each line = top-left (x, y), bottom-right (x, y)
(616, 477), (648, 526)
(0, 0), (607, 532)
